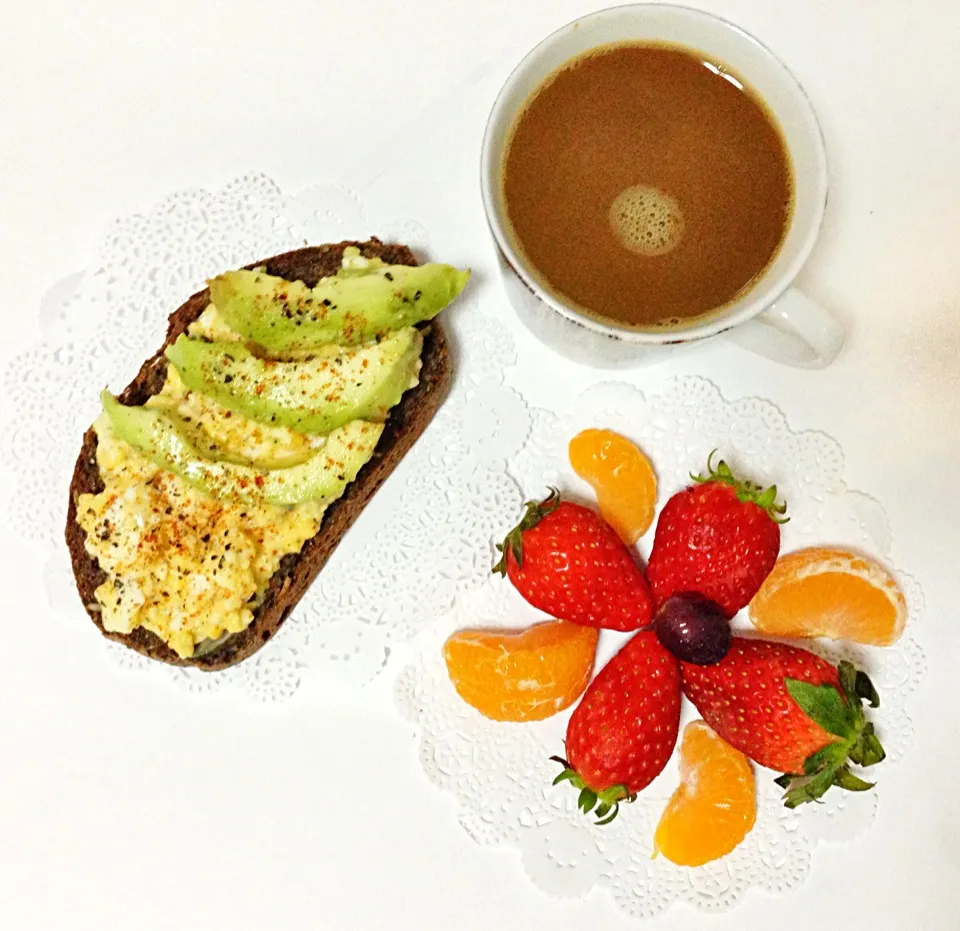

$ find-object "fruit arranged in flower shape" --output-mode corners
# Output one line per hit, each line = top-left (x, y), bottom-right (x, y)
(568, 429), (657, 544)
(493, 490), (653, 631)
(552, 630), (681, 824)
(654, 720), (756, 866)
(443, 619), (599, 722)
(749, 547), (907, 646)
(647, 453), (786, 616)
(451, 446), (901, 841)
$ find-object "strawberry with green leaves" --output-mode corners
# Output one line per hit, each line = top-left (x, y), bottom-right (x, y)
(647, 453), (787, 617)
(681, 637), (886, 807)
(493, 489), (652, 632)
(552, 630), (681, 823)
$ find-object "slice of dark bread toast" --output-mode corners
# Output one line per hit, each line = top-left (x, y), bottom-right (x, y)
(65, 239), (451, 670)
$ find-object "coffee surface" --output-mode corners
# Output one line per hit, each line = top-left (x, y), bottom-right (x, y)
(501, 43), (793, 329)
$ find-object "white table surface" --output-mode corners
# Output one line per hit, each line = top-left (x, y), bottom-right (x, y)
(2, 1), (959, 929)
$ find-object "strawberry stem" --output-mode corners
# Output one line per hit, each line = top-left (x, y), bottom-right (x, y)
(550, 756), (636, 825)
(492, 489), (561, 576)
(691, 450), (789, 523)
(777, 661), (886, 808)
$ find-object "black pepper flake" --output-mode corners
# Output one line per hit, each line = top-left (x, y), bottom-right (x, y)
(164, 506), (173, 515)
(201, 533), (211, 543)
(225, 544), (231, 551)
(414, 290), (422, 300)
(322, 298), (332, 307)
(224, 374), (234, 383)
(384, 272), (394, 281)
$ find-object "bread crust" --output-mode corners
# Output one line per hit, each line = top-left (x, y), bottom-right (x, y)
(65, 240), (451, 669)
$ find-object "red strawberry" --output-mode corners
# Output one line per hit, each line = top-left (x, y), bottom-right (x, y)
(681, 637), (886, 807)
(493, 489), (652, 631)
(552, 630), (681, 823)
(646, 453), (786, 616)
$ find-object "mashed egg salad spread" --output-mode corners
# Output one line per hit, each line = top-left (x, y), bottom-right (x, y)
(76, 249), (469, 658)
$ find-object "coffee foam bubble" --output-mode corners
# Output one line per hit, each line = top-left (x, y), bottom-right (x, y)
(608, 185), (684, 257)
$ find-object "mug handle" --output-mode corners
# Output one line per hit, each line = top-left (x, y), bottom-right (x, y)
(722, 287), (845, 369)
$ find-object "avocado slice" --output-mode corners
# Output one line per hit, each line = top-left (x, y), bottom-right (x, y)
(165, 326), (423, 435)
(101, 391), (383, 507)
(208, 250), (470, 352)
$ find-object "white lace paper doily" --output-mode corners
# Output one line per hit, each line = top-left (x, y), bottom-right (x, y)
(3, 173), (530, 699)
(395, 378), (926, 919)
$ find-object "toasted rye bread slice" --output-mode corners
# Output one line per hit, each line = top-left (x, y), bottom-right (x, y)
(65, 239), (451, 670)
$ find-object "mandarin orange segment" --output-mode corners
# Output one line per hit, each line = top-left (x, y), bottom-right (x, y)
(442, 619), (599, 722)
(748, 547), (907, 646)
(654, 720), (756, 867)
(568, 429), (657, 544)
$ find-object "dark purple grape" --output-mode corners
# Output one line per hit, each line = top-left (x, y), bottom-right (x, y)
(654, 593), (731, 665)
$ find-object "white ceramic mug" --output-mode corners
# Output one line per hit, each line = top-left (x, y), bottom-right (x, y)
(480, 4), (844, 369)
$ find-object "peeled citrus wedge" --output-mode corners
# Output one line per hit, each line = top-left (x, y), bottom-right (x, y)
(749, 547), (907, 646)
(568, 428), (657, 544)
(654, 720), (756, 866)
(443, 619), (598, 722)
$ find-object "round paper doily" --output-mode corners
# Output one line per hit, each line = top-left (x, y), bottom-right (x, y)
(3, 173), (532, 700)
(395, 378), (925, 918)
